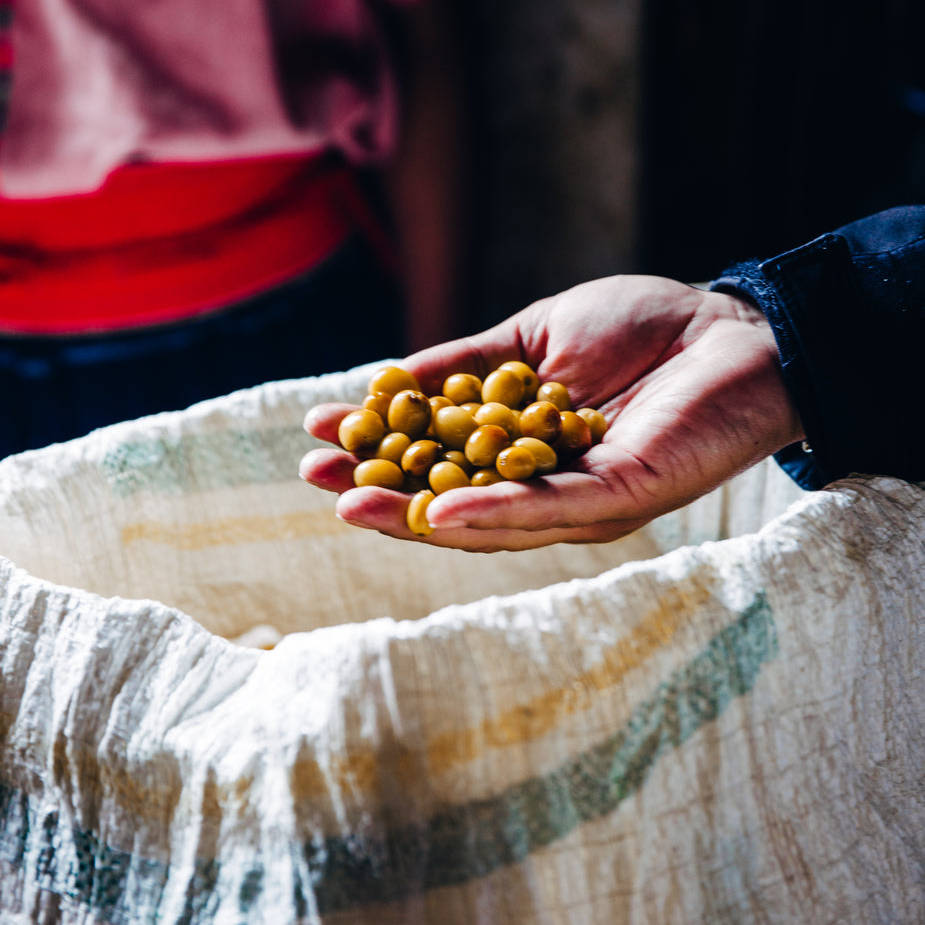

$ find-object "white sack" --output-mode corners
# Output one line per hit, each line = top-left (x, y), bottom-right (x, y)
(0, 363), (921, 923)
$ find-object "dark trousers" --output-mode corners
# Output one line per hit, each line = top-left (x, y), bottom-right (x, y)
(0, 236), (404, 458)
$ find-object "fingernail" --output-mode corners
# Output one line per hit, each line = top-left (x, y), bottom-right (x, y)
(429, 516), (466, 529)
(303, 406), (323, 432)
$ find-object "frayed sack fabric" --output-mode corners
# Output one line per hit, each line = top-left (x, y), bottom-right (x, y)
(0, 363), (922, 924)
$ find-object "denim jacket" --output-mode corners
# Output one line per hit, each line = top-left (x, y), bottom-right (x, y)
(711, 206), (925, 490)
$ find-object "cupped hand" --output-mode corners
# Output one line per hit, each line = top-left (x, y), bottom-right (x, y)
(300, 275), (803, 551)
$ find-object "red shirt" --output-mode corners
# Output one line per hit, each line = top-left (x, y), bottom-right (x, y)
(0, 154), (392, 334)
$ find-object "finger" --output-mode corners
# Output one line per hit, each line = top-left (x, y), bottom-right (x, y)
(335, 486), (649, 552)
(303, 402), (358, 443)
(424, 450), (656, 531)
(299, 448), (357, 493)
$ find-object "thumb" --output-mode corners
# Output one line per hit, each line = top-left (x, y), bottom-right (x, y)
(402, 315), (527, 395)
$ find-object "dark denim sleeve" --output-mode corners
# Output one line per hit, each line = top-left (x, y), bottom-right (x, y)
(710, 205), (925, 490)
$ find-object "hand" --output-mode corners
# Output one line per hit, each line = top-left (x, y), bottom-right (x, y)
(300, 275), (803, 551)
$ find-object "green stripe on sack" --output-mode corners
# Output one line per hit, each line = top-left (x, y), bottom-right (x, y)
(0, 593), (776, 918)
(100, 426), (310, 497)
(0, 787), (221, 923)
(305, 591), (778, 912)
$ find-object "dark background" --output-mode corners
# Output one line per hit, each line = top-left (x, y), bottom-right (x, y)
(461, 0), (925, 329)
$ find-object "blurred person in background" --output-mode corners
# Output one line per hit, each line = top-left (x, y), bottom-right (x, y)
(0, 0), (465, 458)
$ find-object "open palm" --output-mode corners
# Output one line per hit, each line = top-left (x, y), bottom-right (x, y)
(300, 275), (802, 551)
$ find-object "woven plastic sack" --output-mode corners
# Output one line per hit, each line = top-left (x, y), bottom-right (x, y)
(0, 362), (922, 924)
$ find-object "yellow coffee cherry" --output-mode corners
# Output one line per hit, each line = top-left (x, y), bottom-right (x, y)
(496, 445), (536, 480)
(481, 368), (524, 407)
(426, 395), (454, 438)
(464, 424), (511, 468)
(471, 467), (505, 486)
(499, 360), (539, 402)
(513, 436), (557, 475)
(443, 373), (482, 405)
(387, 389), (432, 439)
(353, 458), (404, 490)
(576, 407), (608, 443)
(401, 439), (443, 478)
(430, 395), (455, 411)
(474, 402), (519, 438)
(428, 460), (470, 494)
(555, 411), (592, 459)
(406, 490), (436, 536)
(338, 409), (386, 454)
(374, 431), (412, 465)
(460, 402), (482, 416)
(434, 405), (478, 450)
(362, 390), (392, 420)
(536, 381), (571, 411)
(519, 401), (563, 444)
(442, 449), (473, 473)
(368, 365), (420, 396)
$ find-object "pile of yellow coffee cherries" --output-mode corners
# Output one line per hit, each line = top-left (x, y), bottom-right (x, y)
(336, 363), (607, 535)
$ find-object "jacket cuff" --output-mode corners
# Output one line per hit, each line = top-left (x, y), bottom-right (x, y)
(710, 237), (848, 491)
(711, 206), (925, 492)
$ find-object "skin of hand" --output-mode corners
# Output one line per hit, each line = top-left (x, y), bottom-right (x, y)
(300, 274), (804, 552)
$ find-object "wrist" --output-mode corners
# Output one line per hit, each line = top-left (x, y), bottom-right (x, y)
(707, 290), (806, 451)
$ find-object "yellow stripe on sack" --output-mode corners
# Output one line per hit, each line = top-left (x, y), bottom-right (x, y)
(425, 581), (711, 771)
(291, 578), (714, 801)
(121, 510), (350, 550)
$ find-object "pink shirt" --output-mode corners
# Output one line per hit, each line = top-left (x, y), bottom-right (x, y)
(2, 0), (413, 198)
